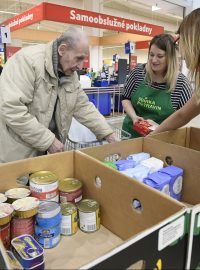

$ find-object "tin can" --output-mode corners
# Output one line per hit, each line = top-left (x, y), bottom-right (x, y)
(77, 199), (100, 233)
(29, 171), (59, 201)
(61, 202), (78, 236)
(0, 193), (7, 203)
(0, 203), (14, 249)
(36, 201), (61, 227)
(11, 234), (44, 269)
(5, 188), (31, 203)
(59, 178), (82, 203)
(12, 197), (39, 218)
(11, 216), (35, 239)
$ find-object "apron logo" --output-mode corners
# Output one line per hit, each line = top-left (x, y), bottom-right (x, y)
(137, 97), (161, 111)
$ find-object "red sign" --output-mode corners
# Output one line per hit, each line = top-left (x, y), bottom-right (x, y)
(2, 2), (164, 37)
(2, 3), (44, 32)
(136, 40), (151, 50)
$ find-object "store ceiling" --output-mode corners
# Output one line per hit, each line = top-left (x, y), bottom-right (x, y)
(0, 0), (193, 46)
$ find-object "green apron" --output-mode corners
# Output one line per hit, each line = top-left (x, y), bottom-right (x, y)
(122, 80), (174, 138)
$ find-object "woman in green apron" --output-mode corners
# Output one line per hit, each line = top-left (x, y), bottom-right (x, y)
(122, 34), (192, 138)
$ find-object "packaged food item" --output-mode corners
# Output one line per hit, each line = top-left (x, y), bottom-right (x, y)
(133, 119), (159, 136)
(0, 193), (7, 203)
(12, 197), (39, 218)
(0, 203), (14, 249)
(5, 188), (31, 203)
(143, 171), (171, 196)
(35, 201), (61, 248)
(11, 216), (35, 240)
(159, 165), (183, 200)
(126, 152), (150, 166)
(29, 171), (59, 201)
(77, 199), (100, 233)
(11, 234), (44, 269)
(59, 178), (82, 203)
(36, 201), (61, 227)
(61, 202), (78, 236)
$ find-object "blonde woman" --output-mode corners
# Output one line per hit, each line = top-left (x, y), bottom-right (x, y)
(153, 8), (200, 134)
(122, 34), (192, 138)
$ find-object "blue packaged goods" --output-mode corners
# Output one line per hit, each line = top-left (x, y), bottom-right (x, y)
(36, 211), (62, 228)
(159, 165), (183, 201)
(115, 159), (135, 171)
(36, 233), (61, 249)
(121, 164), (151, 182)
(11, 234), (44, 269)
(36, 201), (61, 227)
(25, 260), (45, 270)
(35, 223), (61, 239)
(143, 172), (171, 196)
(126, 152), (150, 166)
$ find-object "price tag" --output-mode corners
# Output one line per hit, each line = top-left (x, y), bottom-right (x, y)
(0, 26), (11, 44)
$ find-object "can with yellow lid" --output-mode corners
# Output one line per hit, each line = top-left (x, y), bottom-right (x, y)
(77, 199), (100, 233)
(12, 197), (39, 218)
(29, 171), (59, 201)
(59, 178), (82, 203)
(61, 202), (78, 236)
(5, 188), (31, 203)
(0, 203), (14, 249)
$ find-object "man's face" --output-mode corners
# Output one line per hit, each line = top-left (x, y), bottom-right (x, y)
(58, 40), (88, 75)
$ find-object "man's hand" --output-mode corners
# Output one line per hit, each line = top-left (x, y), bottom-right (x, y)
(104, 133), (119, 143)
(48, 138), (64, 153)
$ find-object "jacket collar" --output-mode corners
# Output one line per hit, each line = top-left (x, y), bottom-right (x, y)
(44, 41), (57, 79)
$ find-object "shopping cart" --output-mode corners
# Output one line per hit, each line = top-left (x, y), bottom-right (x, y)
(64, 127), (131, 151)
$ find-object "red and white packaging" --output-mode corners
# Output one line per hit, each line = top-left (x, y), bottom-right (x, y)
(133, 119), (159, 136)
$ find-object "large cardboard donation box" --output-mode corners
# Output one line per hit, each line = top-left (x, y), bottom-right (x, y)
(0, 151), (187, 269)
(81, 137), (200, 269)
(149, 127), (200, 151)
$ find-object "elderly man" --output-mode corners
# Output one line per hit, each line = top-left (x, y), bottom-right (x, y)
(0, 27), (116, 163)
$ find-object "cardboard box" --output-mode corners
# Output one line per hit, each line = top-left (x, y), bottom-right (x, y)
(149, 127), (200, 151)
(81, 137), (200, 269)
(0, 151), (187, 269)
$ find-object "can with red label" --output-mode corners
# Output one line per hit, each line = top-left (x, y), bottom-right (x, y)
(0, 203), (14, 249)
(29, 171), (59, 201)
(11, 216), (35, 239)
(59, 178), (82, 203)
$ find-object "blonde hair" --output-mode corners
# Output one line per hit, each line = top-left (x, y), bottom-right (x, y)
(178, 8), (200, 99)
(145, 34), (178, 92)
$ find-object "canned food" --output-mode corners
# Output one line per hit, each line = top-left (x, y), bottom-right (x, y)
(0, 193), (7, 203)
(59, 178), (82, 203)
(5, 188), (31, 203)
(61, 202), (78, 236)
(29, 171), (59, 201)
(12, 197), (39, 218)
(11, 234), (44, 269)
(0, 203), (14, 225)
(77, 199), (100, 233)
(36, 201), (61, 228)
(11, 216), (35, 239)
(0, 203), (14, 249)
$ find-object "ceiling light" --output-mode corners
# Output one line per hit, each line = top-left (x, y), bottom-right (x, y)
(0, 10), (19, 15)
(152, 4), (161, 12)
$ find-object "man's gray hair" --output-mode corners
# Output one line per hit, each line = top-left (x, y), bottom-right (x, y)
(57, 27), (88, 49)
